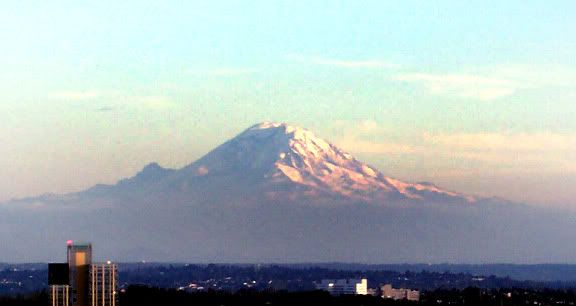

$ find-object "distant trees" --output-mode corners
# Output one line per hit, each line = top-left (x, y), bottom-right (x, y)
(119, 285), (415, 306)
(0, 291), (47, 306)
(119, 264), (553, 291)
(3, 286), (576, 306)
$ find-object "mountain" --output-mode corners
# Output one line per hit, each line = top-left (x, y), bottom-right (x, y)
(83, 122), (472, 205)
(75, 122), (473, 207)
(1, 122), (576, 264)
(175, 122), (474, 203)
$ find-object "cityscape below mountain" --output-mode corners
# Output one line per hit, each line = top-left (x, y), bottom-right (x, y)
(5, 262), (576, 306)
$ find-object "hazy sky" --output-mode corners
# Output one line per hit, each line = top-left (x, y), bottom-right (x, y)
(1, 1), (575, 208)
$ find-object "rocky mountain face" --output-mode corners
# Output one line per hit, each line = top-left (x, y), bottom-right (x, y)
(102, 122), (474, 205)
(181, 122), (474, 203)
(1, 122), (576, 263)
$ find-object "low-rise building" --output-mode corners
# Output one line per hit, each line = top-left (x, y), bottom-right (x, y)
(317, 278), (368, 295)
(382, 284), (420, 301)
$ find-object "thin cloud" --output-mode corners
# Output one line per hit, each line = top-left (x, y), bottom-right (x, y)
(134, 96), (174, 110)
(338, 139), (419, 154)
(187, 68), (257, 76)
(357, 120), (379, 132)
(395, 73), (517, 101)
(333, 120), (576, 176)
(481, 64), (576, 88)
(96, 106), (115, 112)
(332, 120), (419, 154)
(424, 132), (576, 152)
(51, 91), (100, 100)
(394, 64), (576, 101)
(287, 54), (398, 69)
(53, 90), (175, 112)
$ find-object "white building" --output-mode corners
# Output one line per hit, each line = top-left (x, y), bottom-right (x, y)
(316, 278), (368, 295)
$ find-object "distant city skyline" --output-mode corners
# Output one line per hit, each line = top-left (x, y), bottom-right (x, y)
(1, 1), (575, 208)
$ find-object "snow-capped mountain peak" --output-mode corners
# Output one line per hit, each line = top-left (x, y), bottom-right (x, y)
(183, 122), (475, 203)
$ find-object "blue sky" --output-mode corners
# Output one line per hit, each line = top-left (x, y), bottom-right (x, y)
(1, 1), (575, 207)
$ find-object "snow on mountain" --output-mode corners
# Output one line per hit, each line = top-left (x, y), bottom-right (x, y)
(176, 122), (475, 203)
(4, 122), (474, 207)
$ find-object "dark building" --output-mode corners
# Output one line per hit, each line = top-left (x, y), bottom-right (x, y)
(49, 263), (69, 285)
(49, 263), (71, 306)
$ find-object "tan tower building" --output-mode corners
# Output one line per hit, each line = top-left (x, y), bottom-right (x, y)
(67, 242), (92, 306)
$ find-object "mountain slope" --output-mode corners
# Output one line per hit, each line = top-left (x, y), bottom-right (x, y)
(166, 122), (474, 204)
(33, 122), (472, 205)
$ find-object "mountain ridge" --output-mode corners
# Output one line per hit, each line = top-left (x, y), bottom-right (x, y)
(121, 122), (476, 205)
(0, 122), (477, 206)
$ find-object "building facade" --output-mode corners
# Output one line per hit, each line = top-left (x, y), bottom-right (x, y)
(49, 285), (71, 306)
(382, 284), (420, 301)
(89, 263), (118, 306)
(68, 242), (92, 306)
(317, 279), (368, 295)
